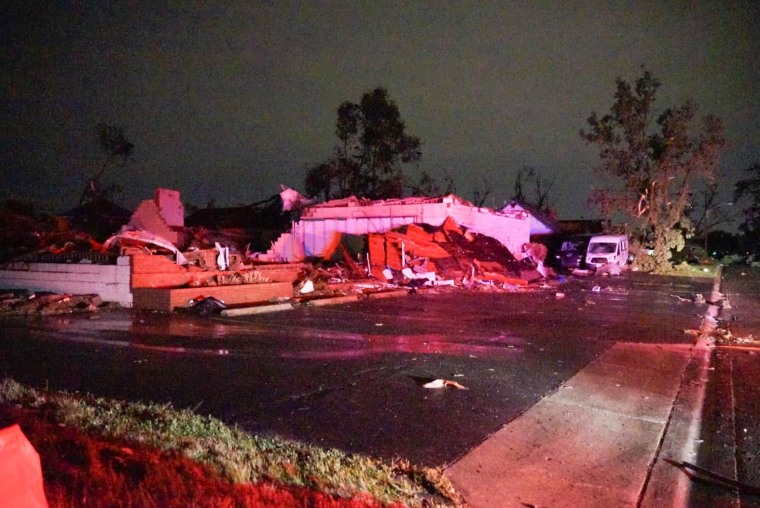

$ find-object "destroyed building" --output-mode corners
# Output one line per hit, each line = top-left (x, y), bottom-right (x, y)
(59, 198), (133, 242)
(0, 188), (294, 310)
(499, 200), (558, 238)
(0, 188), (552, 313)
(265, 194), (532, 262)
(185, 194), (295, 254)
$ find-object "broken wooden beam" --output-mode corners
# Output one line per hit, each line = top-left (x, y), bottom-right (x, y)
(132, 282), (293, 311)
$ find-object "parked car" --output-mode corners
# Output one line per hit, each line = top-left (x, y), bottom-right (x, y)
(585, 234), (629, 269)
(554, 234), (594, 271)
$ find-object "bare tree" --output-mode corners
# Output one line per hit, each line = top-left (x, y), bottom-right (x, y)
(79, 124), (134, 205)
(473, 176), (494, 207)
(406, 168), (456, 197)
(511, 166), (555, 213)
(690, 182), (738, 240)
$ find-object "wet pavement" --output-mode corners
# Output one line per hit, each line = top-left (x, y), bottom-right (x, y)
(691, 266), (760, 507)
(1, 272), (714, 472)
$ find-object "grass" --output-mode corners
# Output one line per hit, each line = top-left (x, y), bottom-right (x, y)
(629, 261), (718, 278)
(669, 261), (719, 278)
(0, 378), (465, 507)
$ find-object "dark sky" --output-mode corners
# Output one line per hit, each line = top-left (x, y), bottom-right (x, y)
(3, 2), (759, 219)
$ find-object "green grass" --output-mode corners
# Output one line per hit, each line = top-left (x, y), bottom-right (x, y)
(0, 378), (463, 507)
(648, 261), (718, 278)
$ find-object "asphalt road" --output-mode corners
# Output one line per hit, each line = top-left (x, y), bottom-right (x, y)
(1, 272), (714, 471)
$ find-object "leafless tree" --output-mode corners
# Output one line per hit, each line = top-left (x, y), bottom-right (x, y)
(79, 124), (134, 205)
(511, 166), (555, 213)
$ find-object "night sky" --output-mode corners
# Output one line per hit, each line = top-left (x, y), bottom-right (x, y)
(3, 2), (759, 219)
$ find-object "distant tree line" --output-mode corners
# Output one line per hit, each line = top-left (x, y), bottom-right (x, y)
(734, 162), (760, 254)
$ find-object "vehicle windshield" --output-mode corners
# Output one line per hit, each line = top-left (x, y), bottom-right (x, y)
(589, 242), (616, 254)
(561, 240), (585, 252)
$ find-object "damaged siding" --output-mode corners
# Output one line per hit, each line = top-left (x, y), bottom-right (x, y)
(296, 216), (415, 257)
(445, 203), (529, 255)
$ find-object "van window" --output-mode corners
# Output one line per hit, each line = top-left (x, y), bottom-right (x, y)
(588, 242), (616, 254)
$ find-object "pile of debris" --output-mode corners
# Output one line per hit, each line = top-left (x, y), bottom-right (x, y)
(2, 187), (562, 313)
(368, 217), (550, 287)
(295, 217), (554, 296)
(0, 291), (117, 316)
(0, 188), (295, 268)
(0, 202), (106, 264)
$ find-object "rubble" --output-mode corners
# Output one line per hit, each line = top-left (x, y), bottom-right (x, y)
(279, 214), (564, 307)
(104, 227), (189, 265)
(0, 202), (113, 264)
(0, 290), (115, 316)
(1, 187), (589, 313)
(366, 217), (538, 287)
(596, 263), (623, 276)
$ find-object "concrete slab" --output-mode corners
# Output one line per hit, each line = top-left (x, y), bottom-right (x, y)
(551, 344), (691, 422)
(446, 343), (693, 508)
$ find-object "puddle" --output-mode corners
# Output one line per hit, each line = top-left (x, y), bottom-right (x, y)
(281, 333), (526, 359)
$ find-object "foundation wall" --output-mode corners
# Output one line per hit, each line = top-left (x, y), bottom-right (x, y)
(0, 256), (133, 306)
(132, 282), (293, 311)
(0, 255), (303, 310)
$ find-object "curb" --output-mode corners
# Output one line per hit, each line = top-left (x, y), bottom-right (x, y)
(639, 265), (723, 506)
(446, 343), (694, 507)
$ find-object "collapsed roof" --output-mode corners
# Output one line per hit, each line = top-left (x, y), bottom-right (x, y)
(268, 193), (532, 262)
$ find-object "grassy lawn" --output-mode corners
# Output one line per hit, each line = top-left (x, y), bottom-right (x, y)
(0, 378), (465, 507)
(638, 261), (719, 278)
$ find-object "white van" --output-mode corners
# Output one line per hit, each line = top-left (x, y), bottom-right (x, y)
(585, 235), (629, 269)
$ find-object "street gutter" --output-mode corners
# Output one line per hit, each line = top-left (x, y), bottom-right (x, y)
(639, 265), (727, 507)
(446, 268), (723, 508)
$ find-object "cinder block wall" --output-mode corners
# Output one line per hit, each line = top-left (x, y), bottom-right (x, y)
(0, 256), (133, 306)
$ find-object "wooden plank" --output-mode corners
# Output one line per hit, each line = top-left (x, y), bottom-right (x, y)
(130, 254), (185, 274)
(131, 268), (303, 288)
(220, 303), (294, 316)
(132, 273), (195, 288)
(132, 282), (294, 311)
(404, 223), (434, 243)
(305, 294), (363, 307)
(252, 264), (306, 282)
(366, 289), (410, 300)
(368, 234), (386, 269)
(130, 258), (306, 288)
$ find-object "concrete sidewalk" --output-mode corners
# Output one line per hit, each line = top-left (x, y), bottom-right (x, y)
(446, 341), (707, 507)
